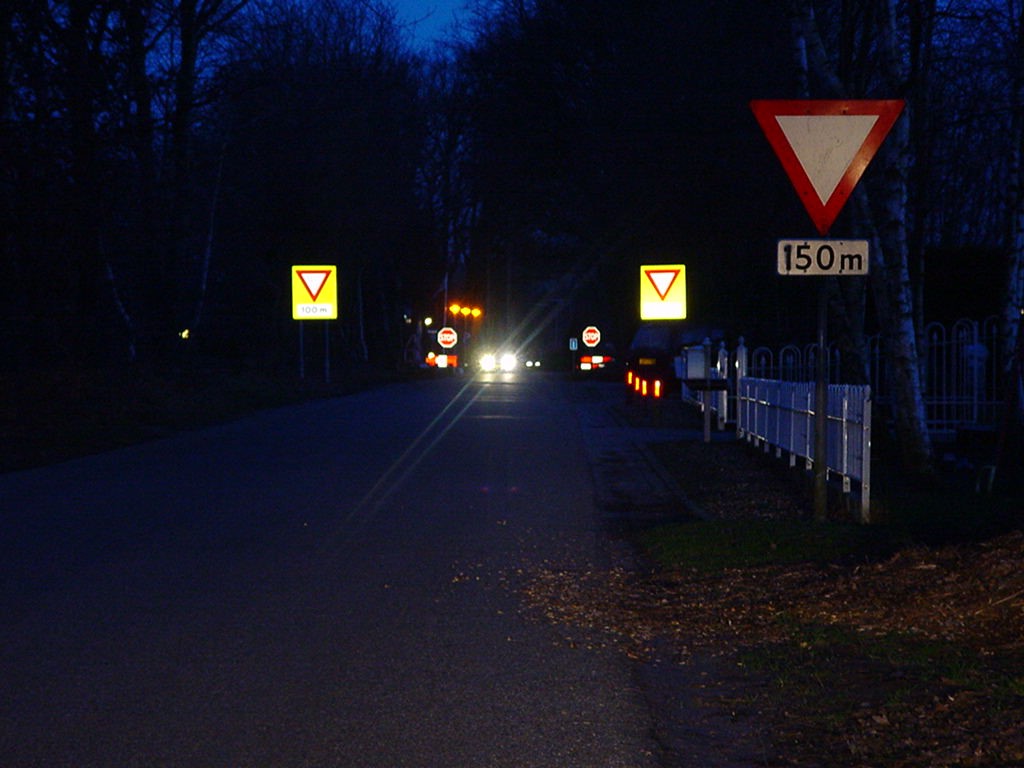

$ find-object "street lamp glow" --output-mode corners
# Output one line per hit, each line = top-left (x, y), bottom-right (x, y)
(449, 301), (483, 319)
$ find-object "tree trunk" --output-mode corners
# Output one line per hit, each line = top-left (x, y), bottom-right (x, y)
(864, 111), (933, 474)
(356, 266), (369, 362)
(788, 0), (934, 475)
(65, 1), (107, 362)
(1004, 5), (1024, 373)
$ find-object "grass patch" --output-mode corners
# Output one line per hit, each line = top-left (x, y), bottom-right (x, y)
(648, 432), (1020, 546)
(872, 478), (1019, 545)
(638, 518), (896, 571)
(759, 616), (987, 687)
(734, 618), (1024, 766)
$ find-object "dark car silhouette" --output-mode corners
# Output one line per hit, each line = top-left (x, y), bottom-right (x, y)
(625, 323), (724, 394)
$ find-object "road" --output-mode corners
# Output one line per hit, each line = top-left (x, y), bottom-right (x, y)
(1, 372), (664, 767)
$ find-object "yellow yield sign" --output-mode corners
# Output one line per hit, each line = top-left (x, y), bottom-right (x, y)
(640, 264), (686, 320)
(292, 265), (338, 320)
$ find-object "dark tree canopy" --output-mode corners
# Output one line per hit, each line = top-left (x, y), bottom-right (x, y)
(0, 0), (1019, 386)
(453, 0), (797, 348)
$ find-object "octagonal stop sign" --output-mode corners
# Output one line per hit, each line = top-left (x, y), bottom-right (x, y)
(437, 326), (458, 349)
(581, 325), (601, 348)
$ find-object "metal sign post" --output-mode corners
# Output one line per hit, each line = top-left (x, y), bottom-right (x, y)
(777, 241), (866, 520)
(291, 265), (338, 383)
(324, 323), (331, 383)
(815, 283), (828, 519)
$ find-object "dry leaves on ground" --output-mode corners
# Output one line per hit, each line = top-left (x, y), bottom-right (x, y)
(522, 438), (1024, 767)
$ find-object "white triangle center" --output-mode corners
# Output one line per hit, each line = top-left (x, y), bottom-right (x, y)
(647, 270), (678, 300)
(776, 115), (878, 204)
(300, 271), (328, 299)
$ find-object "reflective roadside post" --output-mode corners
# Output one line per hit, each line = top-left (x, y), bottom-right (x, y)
(703, 337), (713, 444)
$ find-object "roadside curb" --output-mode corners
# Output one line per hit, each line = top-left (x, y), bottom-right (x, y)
(574, 383), (725, 525)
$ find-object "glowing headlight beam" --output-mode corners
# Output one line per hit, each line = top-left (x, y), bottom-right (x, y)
(317, 380), (486, 555)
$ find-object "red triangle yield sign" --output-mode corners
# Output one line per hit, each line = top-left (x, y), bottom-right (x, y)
(645, 269), (679, 300)
(297, 269), (331, 301)
(750, 99), (904, 235)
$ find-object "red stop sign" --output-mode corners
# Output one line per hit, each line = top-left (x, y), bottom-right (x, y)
(581, 325), (601, 348)
(437, 326), (458, 349)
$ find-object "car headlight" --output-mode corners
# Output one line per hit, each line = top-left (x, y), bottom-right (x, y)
(499, 352), (518, 371)
(479, 353), (497, 371)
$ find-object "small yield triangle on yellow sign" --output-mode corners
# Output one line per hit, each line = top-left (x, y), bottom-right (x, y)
(292, 265), (338, 320)
(640, 264), (686, 320)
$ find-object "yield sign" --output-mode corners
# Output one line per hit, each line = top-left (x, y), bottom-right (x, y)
(640, 264), (686, 320)
(297, 269), (330, 300)
(750, 100), (904, 235)
(292, 265), (338, 319)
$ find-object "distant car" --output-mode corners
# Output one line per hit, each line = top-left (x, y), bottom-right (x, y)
(520, 351), (543, 369)
(479, 350), (518, 372)
(625, 323), (724, 393)
(572, 342), (621, 379)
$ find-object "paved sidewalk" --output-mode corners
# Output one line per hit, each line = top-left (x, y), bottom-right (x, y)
(574, 385), (707, 526)
(571, 382), (775, 768)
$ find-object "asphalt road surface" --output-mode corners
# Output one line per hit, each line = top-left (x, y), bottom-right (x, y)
(1, 372), (666, 767)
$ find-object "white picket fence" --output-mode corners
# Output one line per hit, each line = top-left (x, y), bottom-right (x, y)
(735, 378), (872, 521)
(677, 317), (1007, 522)
(678, 340), (872, 520)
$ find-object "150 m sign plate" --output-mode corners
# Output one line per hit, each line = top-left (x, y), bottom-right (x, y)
(777, 239), (869, 276)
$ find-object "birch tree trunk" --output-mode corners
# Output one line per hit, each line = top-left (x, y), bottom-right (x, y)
(868, 113), (933, 472)
(997, 0), (1024, 469)
(788, 0), (933, 474)
(869, 0), (934, 472)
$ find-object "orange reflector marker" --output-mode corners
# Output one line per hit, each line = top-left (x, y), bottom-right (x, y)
(626, 370), (633, 385)
(653, 380), (662, 398)
(641, 379), (648, 397)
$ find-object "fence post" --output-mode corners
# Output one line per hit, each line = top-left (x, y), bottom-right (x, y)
(861, 391), (872, 523)
(716, 341), (728, 428)
(702, 337), (712, 442)
(735, 337), (748, 379)
(734, 338), (748, 436)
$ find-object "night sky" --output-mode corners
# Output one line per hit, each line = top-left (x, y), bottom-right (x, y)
(393, 0), (465, 47)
